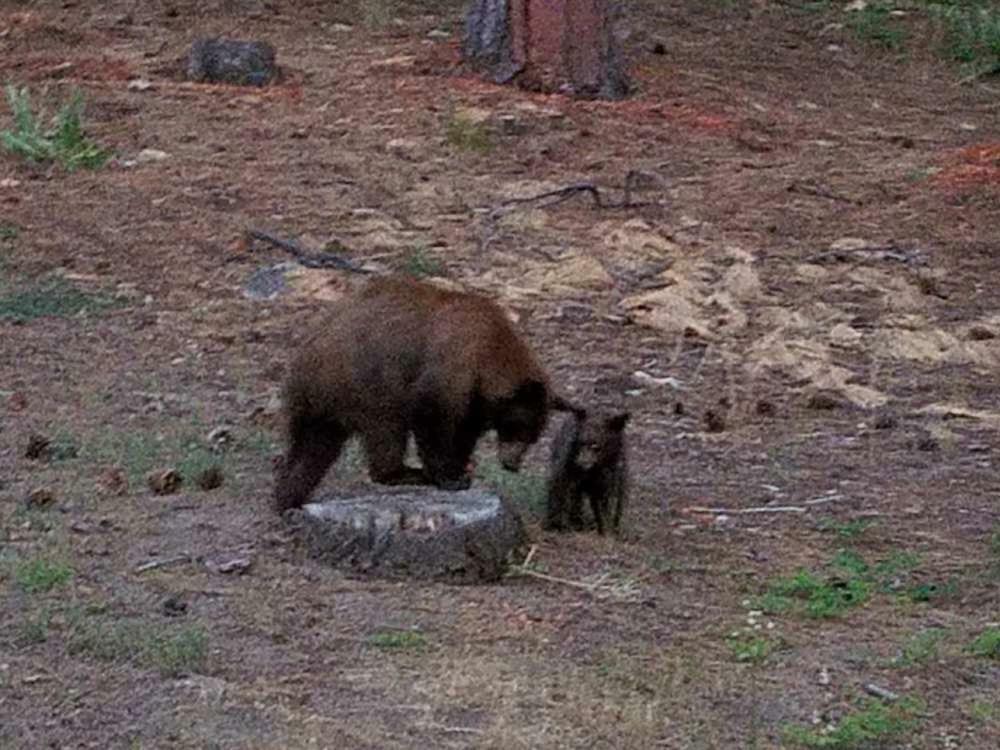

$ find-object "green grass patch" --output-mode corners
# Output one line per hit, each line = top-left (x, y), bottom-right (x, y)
(0, 222), (18, 243)
(756, 548), (945, 619)
(476, 459), (547, 516)
(850, 3), (907, 51)
(783, 697), (922, 749)
(966, 698), (998, 724)
(926, 0), (1000, 74)
(726, 634), (774, 664)
(966, 627), (1000, 660)
(17, 608), (52, 645)
(367, 630), (427, 652)
(400, 246), (444, 278)
(0, 276), (120, 323)
(68, 616), (209, 677)
(1, 85), (111, 170)
(818, 518), (875, 541)
(445, 112), (494, 153)
(893, 628), (946, 667)
(759, 568), (871, 619)
(14, 557), (74, 594)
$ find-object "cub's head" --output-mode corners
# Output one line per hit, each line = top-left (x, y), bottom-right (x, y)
(494, 381), (576, 471)
(571, 410), (630, 471)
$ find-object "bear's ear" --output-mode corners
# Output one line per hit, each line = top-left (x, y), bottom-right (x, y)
(606, 412), (630, 431)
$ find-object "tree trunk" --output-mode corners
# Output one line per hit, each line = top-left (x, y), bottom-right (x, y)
(463, 0), (630, 99)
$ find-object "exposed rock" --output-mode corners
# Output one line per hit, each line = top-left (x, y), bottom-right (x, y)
(292, 488), (526, 583)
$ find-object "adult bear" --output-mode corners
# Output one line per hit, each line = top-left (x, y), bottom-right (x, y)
(274, 276), (571, 512)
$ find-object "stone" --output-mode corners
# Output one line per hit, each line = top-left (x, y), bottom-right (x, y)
(291, 488), (526, 583)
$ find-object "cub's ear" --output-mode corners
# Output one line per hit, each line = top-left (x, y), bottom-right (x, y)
(606, 412), (630, 431)
(548, 392), (585, 417)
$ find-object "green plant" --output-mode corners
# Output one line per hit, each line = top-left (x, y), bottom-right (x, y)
(850, 3), (907, 51)
(758, 569), (871, 619)
(726, 635), (773, 664)
(1, 85), (110, 170)
(476, 459), (547, 516)
(0, 276), (119, 322)
(927, 1), (1000, 73)
(966, 627), (1000, 660)
(966, 699), (998, 724)
(14, 557), (73, 593)
(401, 246), (444, 278)
(368, 630), (427, 652)
(18, 608), (52, 645)
(783, 697), (922, 749)
(0, 222), (18, 242)
(177, 442), (223, 487)
(69, 617), (209, 677)
(445, 112), (493, 153)
(818, 518), (874, 540)
(893, 628), (946, 667)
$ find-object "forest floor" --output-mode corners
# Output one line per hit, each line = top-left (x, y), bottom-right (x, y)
(1, 1), (998, 748)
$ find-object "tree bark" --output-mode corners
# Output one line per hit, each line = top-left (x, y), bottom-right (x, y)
(463, 0), (630, 99)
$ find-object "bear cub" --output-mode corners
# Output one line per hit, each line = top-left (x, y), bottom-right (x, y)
(545, 408), (630, 535)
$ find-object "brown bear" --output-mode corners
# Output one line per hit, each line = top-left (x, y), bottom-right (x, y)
(273, 276), (571, 512)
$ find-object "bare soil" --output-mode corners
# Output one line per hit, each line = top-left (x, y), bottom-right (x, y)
(1, 1), (998, 748)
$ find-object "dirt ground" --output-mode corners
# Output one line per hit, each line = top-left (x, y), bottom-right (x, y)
(1, 1), (999, 748)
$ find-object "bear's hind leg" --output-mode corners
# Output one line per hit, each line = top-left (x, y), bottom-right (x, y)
(274, 418), (347, 512)
(363, 421), (427, 486)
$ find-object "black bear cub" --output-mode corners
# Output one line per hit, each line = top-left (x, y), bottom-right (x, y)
(545, 408), (630, 535)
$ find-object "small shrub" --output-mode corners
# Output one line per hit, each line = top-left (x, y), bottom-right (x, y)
(368, 630), (427, 652)
(783, 697), (922, 749)
(15, 557), (74, 593)
(1, 85), (110, 170)
(966, 627), (1000, 660)
(147, 626), (209, 677)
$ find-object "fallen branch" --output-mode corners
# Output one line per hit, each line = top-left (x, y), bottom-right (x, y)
(247, 229), (370, 273)
(508, 546), (642, 601)
(683, 505), (808, 515)
(134, 554), (192, 573)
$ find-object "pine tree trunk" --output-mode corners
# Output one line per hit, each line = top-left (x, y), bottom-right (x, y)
(463, 0), (630, 99)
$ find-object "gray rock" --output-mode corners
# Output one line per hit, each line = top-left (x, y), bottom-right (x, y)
(291, 488), (526, 584)
(186, 38), (278, 87)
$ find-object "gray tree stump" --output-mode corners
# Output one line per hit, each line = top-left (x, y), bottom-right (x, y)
(290, 489), (527, 584)
(186, 38), (278, 86)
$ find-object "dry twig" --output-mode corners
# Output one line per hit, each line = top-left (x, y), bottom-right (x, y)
(247, 229), (370, 273)
(134, 554), (192, 573)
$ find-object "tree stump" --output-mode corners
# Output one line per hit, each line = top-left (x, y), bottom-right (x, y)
(186, 38), (279, 86)
(290, 488), (527, 584)
(463, 0), (630, 99)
